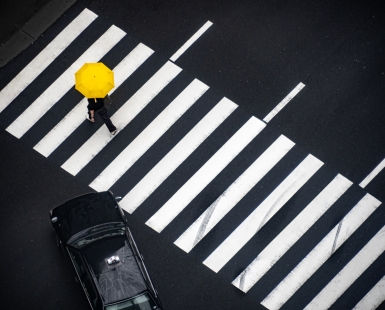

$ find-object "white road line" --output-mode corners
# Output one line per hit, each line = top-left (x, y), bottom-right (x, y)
(170, 21), (213, 62)
(203, 154), (323, 273)
(145, 116), (266, 233)
(119, 97), (238, 214)
(263, 82), (305, 123)
(359, 158), (385, 188)
(304, 224), (385, 310)
(232, 174), (353, 293)
(33, 43), (154, 157)
(262, 193), (382, 310)
(61, 61), (182, 176)
(89, 79), (209, 191)
(174, 135), (295, 253)
(353, 275), (385, 310)
(6, 25), (126, 139)
(0, 9), (97, 114)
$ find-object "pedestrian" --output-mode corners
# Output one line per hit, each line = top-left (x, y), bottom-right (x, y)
(87, 97), (117, 135)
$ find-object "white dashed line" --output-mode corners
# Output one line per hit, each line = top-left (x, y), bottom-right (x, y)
(359, 158), (385, 188)
(170, 21), (213, 62)
(263, 82), (305, 123)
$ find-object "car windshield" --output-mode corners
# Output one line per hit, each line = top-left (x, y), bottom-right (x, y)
(68, 222), (125, 248)
(105, 293), (158, 310)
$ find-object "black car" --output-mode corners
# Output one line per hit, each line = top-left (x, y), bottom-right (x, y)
(50, 191), (163, 310)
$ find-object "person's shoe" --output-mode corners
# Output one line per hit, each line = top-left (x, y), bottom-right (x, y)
(86, 115), (94, 122)
(110, 129), (117, 135)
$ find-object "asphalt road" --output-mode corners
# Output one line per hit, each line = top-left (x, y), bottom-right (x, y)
(0, 129), (262, 309)
(0, 0), (384, 309)
(0, 0), (50, 45)
(85, 0), (385, 196)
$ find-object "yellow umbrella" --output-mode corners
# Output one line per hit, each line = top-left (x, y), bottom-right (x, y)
(75, 62), (114, 98)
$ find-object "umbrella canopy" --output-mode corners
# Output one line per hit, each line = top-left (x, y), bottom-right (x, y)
(75, 62), (114, 98)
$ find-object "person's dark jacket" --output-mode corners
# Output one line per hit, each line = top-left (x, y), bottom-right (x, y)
(87, 98), (104, 111)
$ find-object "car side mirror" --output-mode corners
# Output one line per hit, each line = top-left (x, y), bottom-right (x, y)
(115, 196), (122, 202)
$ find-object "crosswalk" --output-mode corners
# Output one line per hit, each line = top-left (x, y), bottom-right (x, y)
(1, 7), (385, 310)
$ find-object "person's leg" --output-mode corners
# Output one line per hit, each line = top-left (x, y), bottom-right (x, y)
(97, 107), (116, 132)
(87, 109), (95, 122)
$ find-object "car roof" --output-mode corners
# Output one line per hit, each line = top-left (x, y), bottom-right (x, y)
(52, 191), (123, 242)
(81, 235), (148, 304)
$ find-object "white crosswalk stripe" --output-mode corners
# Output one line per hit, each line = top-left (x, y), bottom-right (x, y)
(0, 9), (97, 114)
(61, 61), (182, 176)
(261, 193), (381, 310)
(0, 9), (384, 310)
(305, 224), (385, 310)
(6, 25), (126, 138)
(203, 154), (324, 273)
(119, 97), (237, 214)
(33, 43), (154, 157)
(353, 275), (385, 310)
(232, 173), (353, 293)
(174, 134), (295, 253)
(89, 78), (209, 191)
(145, 116), (266, 233)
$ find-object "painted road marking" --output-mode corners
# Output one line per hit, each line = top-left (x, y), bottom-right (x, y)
(145, 116), (266, 233)
(174, 135), (295, 253)
(263, 82), (305, 123)
(352, 275), (385, 310)
(262, 193), (382, 310)
(61, 61), (182, 175)
(203, 154), (324, 273)
(1, 8), (384, 307)
(119, 98), (238, 214)
(170, 21), (213, 62)
(0, 9), (97, 113)
(61, 61), (182, 176)
(6, 25), (126, 138)
(33, 43), (154, 157)
(359, 158), (385, 188)
(304, 224), (385, 310)
(89, 79), (209, 191)
(232, 174), (353, 293)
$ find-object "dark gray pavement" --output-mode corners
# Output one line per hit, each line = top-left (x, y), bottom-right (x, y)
(0, 0), (385, 309)
(84, 0), (385, 198)
(0, 0), (76, 68)
(0, 128), (265, 309)
(0, 0), (50, 44)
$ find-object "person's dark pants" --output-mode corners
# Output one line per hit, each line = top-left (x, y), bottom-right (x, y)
(94, 106), (116, 132)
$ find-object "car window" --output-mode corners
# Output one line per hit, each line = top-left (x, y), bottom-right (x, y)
(69, 223), (125, 249)
(105, 293), (158, 310)
(68, 248), (85, 277)
(68, 248), (98, 308)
